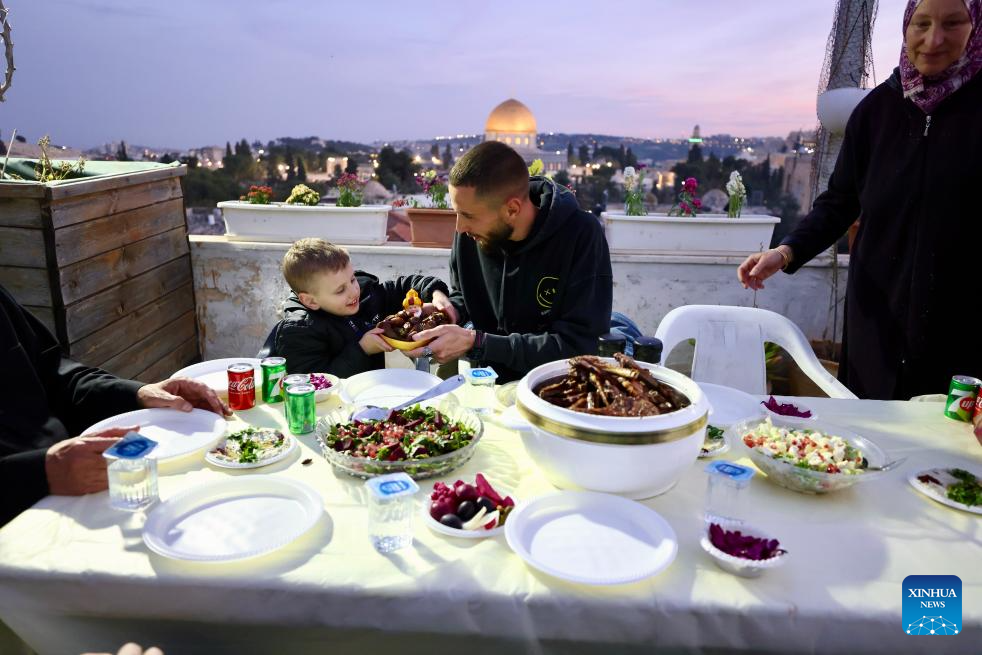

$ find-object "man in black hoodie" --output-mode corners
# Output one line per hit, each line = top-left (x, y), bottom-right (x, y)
(408, 141), (613, 383)
(0, 284), (230, 527)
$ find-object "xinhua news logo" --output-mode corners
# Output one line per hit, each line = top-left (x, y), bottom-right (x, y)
(903, 575), (961, 636)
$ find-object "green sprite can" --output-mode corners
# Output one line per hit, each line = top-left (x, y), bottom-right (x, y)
(944, 375), (981, 422)
(281, 374), (310, 424)
(286, 383), (317, 434)
(260, 357), (287, 403)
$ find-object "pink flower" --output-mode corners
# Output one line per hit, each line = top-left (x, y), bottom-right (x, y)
(693, 198), (702, 209)
(683, 177), (698, 193)
(680, 201), (691, 214)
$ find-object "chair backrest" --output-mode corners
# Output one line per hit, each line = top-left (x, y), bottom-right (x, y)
(653, 305), (857, 399)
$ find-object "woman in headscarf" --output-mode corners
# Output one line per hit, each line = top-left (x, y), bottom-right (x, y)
(737, 0), (981, 400)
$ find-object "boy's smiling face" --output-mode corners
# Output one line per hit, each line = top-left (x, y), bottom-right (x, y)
(297, 263), (360, 316)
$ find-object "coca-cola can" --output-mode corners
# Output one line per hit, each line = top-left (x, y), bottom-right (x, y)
(975, 391), (982, 421)
(227, 363), (256, 411)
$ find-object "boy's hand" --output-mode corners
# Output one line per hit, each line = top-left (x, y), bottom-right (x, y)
(360, 327), (394, 355)
(427, 291), (459, 324)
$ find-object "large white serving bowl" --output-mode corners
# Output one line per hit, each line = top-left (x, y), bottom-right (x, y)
(516, 358), (709, 499)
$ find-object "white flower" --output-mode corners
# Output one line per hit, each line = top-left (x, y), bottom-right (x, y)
(623, 167), (637, 192)
(726, 171), (746, 198)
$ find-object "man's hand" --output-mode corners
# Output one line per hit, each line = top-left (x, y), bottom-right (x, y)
(406, 324), (475, 363)
(360, 327), (395, 355)
(45, 427), (137, 496)
(427, 290), (459, 324)
(737, 247), (789, 290)
(138, 378), (230, 417)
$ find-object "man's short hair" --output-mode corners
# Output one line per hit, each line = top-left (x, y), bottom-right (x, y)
(449, 141), (529, 205)
(282, 238), (350, 293)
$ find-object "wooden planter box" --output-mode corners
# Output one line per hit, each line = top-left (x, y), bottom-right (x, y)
(0, 162), (200, 381)
(407, 208), (456, 248)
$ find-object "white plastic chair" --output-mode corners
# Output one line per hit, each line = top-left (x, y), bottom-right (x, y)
(653, 305), (857, 399)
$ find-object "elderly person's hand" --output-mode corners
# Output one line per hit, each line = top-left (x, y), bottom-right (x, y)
(137, 377), (230, 417)
(405, 324), (475, 363)
(45, 426), (138, 496)
(737, 245), (792, 290)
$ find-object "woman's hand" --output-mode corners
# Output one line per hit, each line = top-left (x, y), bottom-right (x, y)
(737, 246), (791, 290)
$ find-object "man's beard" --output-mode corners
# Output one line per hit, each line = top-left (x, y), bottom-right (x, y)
(474, 221), (514, 253)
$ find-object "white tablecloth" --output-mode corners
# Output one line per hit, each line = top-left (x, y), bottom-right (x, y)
(0, 394), (979, 655)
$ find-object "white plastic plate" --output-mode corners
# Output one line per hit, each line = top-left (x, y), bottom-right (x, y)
(171, 358), (263, 396)
(699, 382), (765, 427)
(908, 467), (982, 515)
(340, 369), (441, 407)
(422, 505), (506, 539)
(143, 477), (323, 561)
(83, 408), (226, 461)
(505, 491), (678, 585)
(205, 433), (297, 469)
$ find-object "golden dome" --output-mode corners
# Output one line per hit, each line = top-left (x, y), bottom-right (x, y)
(485, 98), (537, 134)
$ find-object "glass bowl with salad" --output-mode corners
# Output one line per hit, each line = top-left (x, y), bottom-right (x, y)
(729, 416), (902, 494)
(315, 398), (483, 480)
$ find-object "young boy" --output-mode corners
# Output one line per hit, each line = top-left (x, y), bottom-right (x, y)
(268, 238), (456, 377)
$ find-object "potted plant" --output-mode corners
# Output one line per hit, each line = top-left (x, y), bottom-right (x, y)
(406, 170), (456, 248)
(602, 174), (780, 254)
(218, 178), (391, 245)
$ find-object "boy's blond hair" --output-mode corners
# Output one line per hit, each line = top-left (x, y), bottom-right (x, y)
(282, 238), (350, 293)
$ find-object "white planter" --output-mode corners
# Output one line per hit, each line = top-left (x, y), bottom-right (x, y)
(602, 212), (780, 254)
(217, 201), (391, 245)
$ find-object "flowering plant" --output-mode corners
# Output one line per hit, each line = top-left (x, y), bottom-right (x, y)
(335, 172), (365, 207)
(241, 185), (272, 205)
(668, 177), (702, 217)
(623, 165), (646, 216)
(726, 171), (747, 218)
(528, 158), (544, 177)
(285, 183), (320, 206)
(413, 169), (449, 209)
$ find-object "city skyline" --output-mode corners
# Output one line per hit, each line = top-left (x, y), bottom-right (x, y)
(2, 0), (907, 149)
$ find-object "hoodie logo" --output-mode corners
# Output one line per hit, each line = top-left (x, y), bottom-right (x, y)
(535, 276), (559, 309)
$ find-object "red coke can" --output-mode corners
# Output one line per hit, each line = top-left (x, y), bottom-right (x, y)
(974, 392), (982, 421)
(227, 363), (256, 411)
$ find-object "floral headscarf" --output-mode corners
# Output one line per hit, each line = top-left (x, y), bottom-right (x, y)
(900, 0), (982, 113)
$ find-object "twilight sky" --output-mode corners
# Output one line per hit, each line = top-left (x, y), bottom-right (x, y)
(1, 0), (907, 149)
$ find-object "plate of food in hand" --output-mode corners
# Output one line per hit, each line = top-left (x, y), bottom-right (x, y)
(377, 289), (452, 350)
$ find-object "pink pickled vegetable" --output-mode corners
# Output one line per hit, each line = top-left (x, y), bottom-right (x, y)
(761, 396), (812, 418)
(709, 523), (785, 561)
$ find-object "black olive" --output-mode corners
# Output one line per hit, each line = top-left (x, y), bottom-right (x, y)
(456, 500), (477, 521)
(439, 514), (463, 529)
(475, 496), (496, 514)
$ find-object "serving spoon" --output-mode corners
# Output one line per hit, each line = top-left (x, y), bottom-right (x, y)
(351, 374), (466, 422)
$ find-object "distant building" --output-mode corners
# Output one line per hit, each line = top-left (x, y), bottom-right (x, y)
(187, 146), (225, 169)
(483, 98), (566, 173)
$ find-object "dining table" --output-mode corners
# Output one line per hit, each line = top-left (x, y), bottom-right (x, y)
(0, 382), (979, 655)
